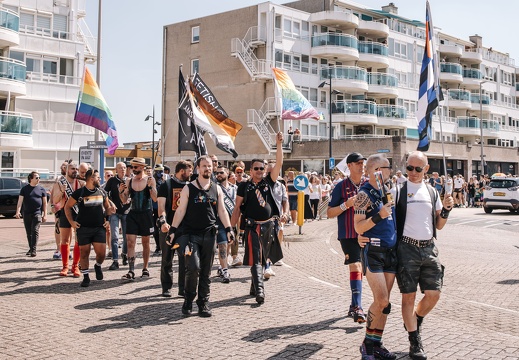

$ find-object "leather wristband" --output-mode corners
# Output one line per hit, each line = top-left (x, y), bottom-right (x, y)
(225, 226), (233, 233)
(371, 212), (383, 224)
(157, 216), (166, 226)
(170, 226), (177, 234)
(440, 207), (451, 219)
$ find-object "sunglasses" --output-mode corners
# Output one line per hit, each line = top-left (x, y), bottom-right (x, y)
(215, 171), (225, 175)
(106, 174), (113, 177)
(236, 171), (243, 174)
(131, 166), (142, 169)
(253, 167), (265, 171)
(406, 165), (424, 173)
(34, 177), (40, 180)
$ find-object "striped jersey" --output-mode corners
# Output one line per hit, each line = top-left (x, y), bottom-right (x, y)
(329, 177), (361, 239)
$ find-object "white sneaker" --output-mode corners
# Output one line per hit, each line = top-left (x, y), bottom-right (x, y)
(231, 257), (243, 267)
(263, 267), (275, 279)
(217, 267), (223, 277)
(222, 270), (230, 283)
(274, 260), (284, 266)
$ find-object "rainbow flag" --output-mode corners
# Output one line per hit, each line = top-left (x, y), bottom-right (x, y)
(272, 67), (319, 120)
(74, 68), (119, 154)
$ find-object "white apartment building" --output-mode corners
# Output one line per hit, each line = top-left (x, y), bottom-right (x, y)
(163, 0), (519, 176)
(0, 0), (95, 178)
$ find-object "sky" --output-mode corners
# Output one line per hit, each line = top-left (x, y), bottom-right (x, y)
(85, 0), (519, 144)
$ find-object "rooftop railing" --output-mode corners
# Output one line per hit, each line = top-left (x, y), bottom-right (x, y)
(440, 62), (462, 75)
(0, 8), (19, 32)
(320, 66), (366, 81)
(311, 33), (358, 49)
(0, 111), (33, 135)
(358, 41), (388, 56)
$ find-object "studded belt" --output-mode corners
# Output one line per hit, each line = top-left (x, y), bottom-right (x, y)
(400, 236), (434, 248)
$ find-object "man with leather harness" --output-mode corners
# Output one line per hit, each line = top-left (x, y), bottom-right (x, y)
(165, 155), (234, 317)
(230, 132), (284, 305)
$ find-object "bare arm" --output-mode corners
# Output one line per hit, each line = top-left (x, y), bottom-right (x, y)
(64, 197), (79, 229)
(52, 181), (63, 204)
(119, 179), (130, 204)
(270, 132), (284, 182)
(158, 196), (170, 233)
(147, 176), (158, 202)
(353, 191), (393, 235)
(217, 186), (231, 228)
(230, 195), (244, 228)
(170, 185), (189, 229)
(436, 193), (454, 230)
(15, 195), (23, 218)
(41, 191), (47, 221)
(327, 193), (357, 219)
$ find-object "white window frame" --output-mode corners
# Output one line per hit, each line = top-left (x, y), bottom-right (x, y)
(191, 26), (200, 43)
(191, 59), (199, 75)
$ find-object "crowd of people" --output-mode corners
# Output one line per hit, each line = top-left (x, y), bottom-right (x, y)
(15, 141), (467, 359)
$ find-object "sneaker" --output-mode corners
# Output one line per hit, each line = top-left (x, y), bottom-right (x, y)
(374, 342), (397, 360)
(222, 270), (230, 284)
(30, 251), (36, 257)
(216, 267), (223, 278)
(360, 342), (375, 360)
(353, 307), (367, 324)
(274, 260), (284, 266)
(182, 300), (192, 316)
(162, 289), (172, 297)
(94, 264), (103, 280)
(108, 261), (119, 270)
(80, 274), (90, 287)
(141, 268), (150, 278)
(53, 251), (61, 260)
(25, 250), (31, 256)
(121, 253), (128, 266)
(347, 305), (355, 318)
(263, 267), (275, 280)
(231, 257), (243, 267)
(198, 303), (212, 317)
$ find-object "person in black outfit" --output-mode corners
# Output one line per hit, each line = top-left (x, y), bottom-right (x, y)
(16, 171), (47, 257)
(152, 163), (166, 256)
(157, 160), (192, 297)
(166, 155), (234, 317)
(65, 169), (114, 287)
(230, 132), (284, 305)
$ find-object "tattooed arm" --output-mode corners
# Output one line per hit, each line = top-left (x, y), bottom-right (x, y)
(353, 191), (393, 235)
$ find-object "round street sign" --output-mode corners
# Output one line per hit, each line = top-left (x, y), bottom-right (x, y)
(293, 174), (309, 191)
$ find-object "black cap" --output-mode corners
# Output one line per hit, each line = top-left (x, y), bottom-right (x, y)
(346, 152), (366, 164)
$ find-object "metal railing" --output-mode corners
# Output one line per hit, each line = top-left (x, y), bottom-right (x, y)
(440, 62), (462, 75)
(231, 37), (272, 79)
(0, 111), (33, 135)
(377, 105), (406, 118)
(33, 121), (94, 133)
(0, 56), (26, 82)
(470, 94), (491, 105)
(247, 108), (277, 150)
(358, 41), (388, 56)
(26, 71), (81, 85)
(463, 68), (482, 79)
(320, 66), (366, 81)
(448, 89), (471, 101)
(311, 33), (358, 49)
(19, 25), (72, 40)
(0, 8), (19, 32)
(367, 73), (398, 87)
(457, 117), (500, 131)
(243, 26), (266, 47)
(77, 18), (97, 59)
(332, 100), (377, 115)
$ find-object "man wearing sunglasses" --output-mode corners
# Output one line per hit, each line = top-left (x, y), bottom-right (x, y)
(391, 151), (453, 360)
(230, 132), (284, 305)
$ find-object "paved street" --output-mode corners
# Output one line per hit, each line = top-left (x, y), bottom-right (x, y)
(1, 208), (518, 359)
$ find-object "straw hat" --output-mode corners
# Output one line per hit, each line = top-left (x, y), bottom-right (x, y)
(130, 157), (146, 166)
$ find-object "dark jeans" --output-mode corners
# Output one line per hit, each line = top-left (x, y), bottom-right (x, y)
(109, 213), (127, 261)
(310, 198), (319, 219)
(184, 231), (216, 305)
(23, 213), (42, 251)
(160, 231), (187, 293)
(153, 208), (160, 251)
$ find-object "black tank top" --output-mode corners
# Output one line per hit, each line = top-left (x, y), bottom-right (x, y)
(184, 182), (218, 233)
(129, 179), (152, 212)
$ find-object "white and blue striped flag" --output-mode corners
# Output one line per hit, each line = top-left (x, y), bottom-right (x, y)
(416, 1), (442, 151)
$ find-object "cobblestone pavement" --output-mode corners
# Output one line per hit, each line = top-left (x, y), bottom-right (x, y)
(0, 208), (518, 359)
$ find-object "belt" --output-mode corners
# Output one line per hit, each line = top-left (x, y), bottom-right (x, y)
(367, 238), (394, 253)
(247, 217), (278, 225)
(401, 236), (434, 248)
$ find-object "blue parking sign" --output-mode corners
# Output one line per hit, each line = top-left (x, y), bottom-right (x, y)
(329, 157), (335, 169)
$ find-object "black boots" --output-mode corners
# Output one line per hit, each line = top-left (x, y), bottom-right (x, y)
(408, 331), (427, 360)
(250, 265), (265, 304)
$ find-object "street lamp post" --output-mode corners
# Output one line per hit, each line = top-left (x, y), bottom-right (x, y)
(145, 105), (161, 169)
(319, 72), (334, 173)
(479, 81), (487, 177)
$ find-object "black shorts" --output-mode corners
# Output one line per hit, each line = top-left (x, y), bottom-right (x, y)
(289, 196), (298, 211)
(126, 210), (154, 236)
(59, 210), (76, 229)
(396, 241), (444, 294)
(454, 188), (462, 193)
(361, 244), (397, 274)
(339, 238), (361, 265)
(77, 227), (106, 246)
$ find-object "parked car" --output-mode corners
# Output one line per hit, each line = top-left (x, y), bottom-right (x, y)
(483, 176), (519, 214)
(0, 177), (24, 217)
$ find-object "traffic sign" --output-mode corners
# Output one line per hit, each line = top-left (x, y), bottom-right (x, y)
(80, 148), (95, 163)
(329, 157), (335, 169)
(293, 174), (309, 191)
(87, 140), (108, 149)
(377, 149), (390, 153)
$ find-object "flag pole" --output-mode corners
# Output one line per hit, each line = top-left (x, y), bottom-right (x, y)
(96, 0), (104, 177)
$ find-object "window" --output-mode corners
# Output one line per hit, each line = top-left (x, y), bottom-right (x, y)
(37, 15), (51, 36)
(53, 14), (67, 39)
(302, 21), (309, 39)
(20, 12), (34, 31)
(191, 59), (199, 75)
(311, 58), (318, 75)
(9, 51), (24, 62)
(283, 19), (291, 37)
(26, 58), (40, 72)
(301, 55), (309, 73)
(191, 26), (200, 43)
(43, 60), (57, 75)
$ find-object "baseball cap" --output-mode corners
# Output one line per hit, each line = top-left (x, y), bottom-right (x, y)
(346, 152), (366, 164)
(235, 166), (243, 173)
(154, 164), (164, 171)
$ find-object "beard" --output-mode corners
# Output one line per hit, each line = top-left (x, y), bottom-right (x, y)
(133, 170), (142, 175)
(216, 176), (225, 183)
(93, 180), (101, 188)
(202, 171), (211, 179)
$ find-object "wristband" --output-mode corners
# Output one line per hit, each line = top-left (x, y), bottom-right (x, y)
(119, 190), (125, 194)
(157, 216), (166, 227)
(225, 226), (233, 233)
(170, 226), (177, 234)
(371, 212), (383, 224)
(340, 202), (348, 211)
(440, 207), (451, 219)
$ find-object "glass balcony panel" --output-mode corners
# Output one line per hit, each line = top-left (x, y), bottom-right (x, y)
(367, 73), (398, 87)
(320, 66), (367, 81)
(332, 100), (376, 115)
(0, 9), (19, 32)
(377, 105), (406, 118)
(358, 41), (388, 56)
(0, 57), (26, 81)
(311, 33), (358, 49)
(0, 113), (33, 135)
(470, 94), (490, 105)
(462, 69), (482, 79)
(440, 62), (462, 75)
(448, 89), (471, 101)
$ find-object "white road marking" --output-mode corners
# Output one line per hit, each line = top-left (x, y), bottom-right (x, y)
(454, 219), (483, 226)
(282, 263), (292, 268)
(308, 276), (341, 288)
(330, 248), (339, 255)
(468, 301), (519, 315)
(482, 223), (501, 228)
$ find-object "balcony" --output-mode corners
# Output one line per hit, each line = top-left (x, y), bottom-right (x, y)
(0, 111), (33, 148)
(470, 94), (491, 112)
(439, 44), (463, 57)
(457, 116), (500, 137)
(311, 33), (359, 61)
(516, 83), (519, 92)
(439, 62), (463, 84)
(0, 8), (19, 47)
(357, 19), (389, 37)
(308, 11), (359, 29)
(461, 49), (483, 64)
(367, 73), (398, 98)
(321, 66), (367, 94)
(0, 57), (26, 96)
(332, 100), (377, 125)
(447, 89), (471, 110)
(358, 41), (389, 68)
(376, 105), (407, 127)
(463, 68), (483, 89)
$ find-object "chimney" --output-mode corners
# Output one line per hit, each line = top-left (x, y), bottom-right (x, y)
(382, 2), (398, 14)
(469, 34), (482, 48)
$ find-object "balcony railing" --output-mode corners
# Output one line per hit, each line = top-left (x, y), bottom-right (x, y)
(332, 100), (377, 115)
(463, 69), (482, 79)
(0, 8), (19, 32)
(19, 25), (71, 40)
(311, 33), (358, 49)
(0, 57), (26, 81)
(440, 62), (462, 75)
(457, 117), (499, 131)
(358, 41), (388, 56)
(448, 89), (471, 101)
(320, 66), (367, 81)
(470, 94), (491, 105)
(0, 111), (33, 135)
(377, 105), (406, 118)
(367, 73), (398, 87)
